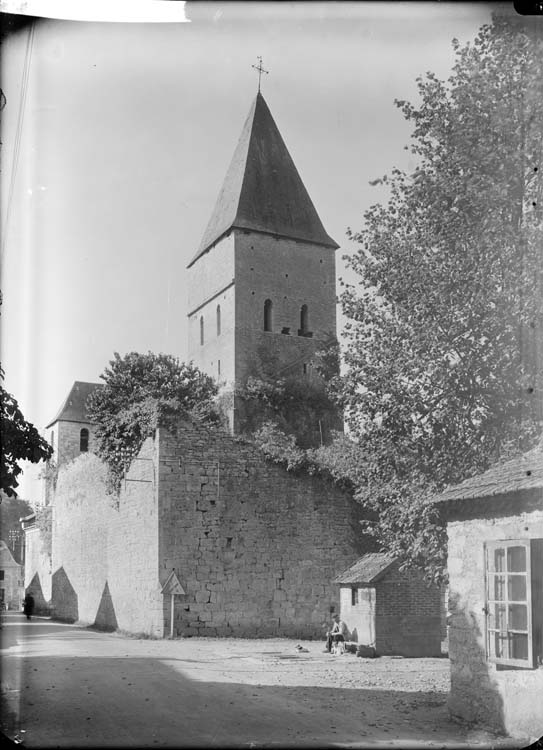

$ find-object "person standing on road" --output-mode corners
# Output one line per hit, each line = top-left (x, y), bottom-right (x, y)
(23, 593), (35, 620)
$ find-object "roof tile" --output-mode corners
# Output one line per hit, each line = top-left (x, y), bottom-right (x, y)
(433, 446), (543, 505)
(45, 381), (103, 428)
(333, 552), (397, 584)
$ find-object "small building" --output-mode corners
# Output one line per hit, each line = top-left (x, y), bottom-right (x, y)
(333, 552), (442, 657)
(434, 447), (543, 741)
(0, 540), (24, 610)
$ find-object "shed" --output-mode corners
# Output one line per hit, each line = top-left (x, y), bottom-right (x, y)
(434, 446), (543, 741)
(333, 552), (441, 657)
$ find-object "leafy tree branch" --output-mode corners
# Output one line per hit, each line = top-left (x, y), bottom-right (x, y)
(87, 352), (219, 494)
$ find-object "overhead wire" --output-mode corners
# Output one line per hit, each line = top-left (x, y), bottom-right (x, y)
(1, 20), (35, 260)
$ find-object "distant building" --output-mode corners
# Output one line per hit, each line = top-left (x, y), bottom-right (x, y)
(0, 540), (24, 610)
(334, 552), (442, 657)
(434, 447), (543, 740)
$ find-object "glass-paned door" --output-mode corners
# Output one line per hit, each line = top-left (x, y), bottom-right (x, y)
(485, 540), (533, 667)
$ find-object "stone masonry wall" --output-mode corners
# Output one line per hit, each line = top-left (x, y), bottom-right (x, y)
(375, 565), (441, 657)
(48, 422), (369, 640)
(187, 233), (236, 386)
(55, 421), (98, 468)
(51, 440), (163, 635)
(23, 526), (52, 613)
(447, 503), (543, 739)
(234, 232), (337, 385)
(157, 422), (369, 639)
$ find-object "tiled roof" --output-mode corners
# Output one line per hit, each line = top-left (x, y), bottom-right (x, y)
(333, 552), (397, 585)
(45, 381), (103, 428)
(188, 92), (338, 267)
(433, 446), (543, 505)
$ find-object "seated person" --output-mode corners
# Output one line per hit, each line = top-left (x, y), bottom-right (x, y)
(325, 613), (348, 652)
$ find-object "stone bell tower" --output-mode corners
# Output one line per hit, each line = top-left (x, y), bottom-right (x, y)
(187, 91), (338, 432)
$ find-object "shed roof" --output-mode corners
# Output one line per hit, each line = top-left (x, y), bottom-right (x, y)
(188, 92), (338, 267)
(433, 446), (543, 505)
(333, 552), (397, 585)
(45, 381), (103, 429)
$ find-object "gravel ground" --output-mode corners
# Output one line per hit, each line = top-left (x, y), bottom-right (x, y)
(1, 617), (525, 748)
(101, 633), (518, 748)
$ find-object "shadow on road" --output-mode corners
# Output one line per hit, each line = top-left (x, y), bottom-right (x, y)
(1, 615), (511, 748)
(0, 656), (496, 747)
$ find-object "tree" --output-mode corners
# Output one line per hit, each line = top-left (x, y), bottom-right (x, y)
(334, 13), (543, 581)
(1, 368), (53, 498)
(86, 352), (219, 493)
(236, 338), (342, 448)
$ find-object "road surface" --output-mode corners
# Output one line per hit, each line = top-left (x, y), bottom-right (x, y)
(1, 612), (517, 748)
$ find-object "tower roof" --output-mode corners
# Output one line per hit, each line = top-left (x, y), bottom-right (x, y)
(188, 92), (338, 267)
(45, 381), (103, 429)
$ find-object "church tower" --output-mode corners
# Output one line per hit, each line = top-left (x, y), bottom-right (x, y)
(187, 92), (339, 432)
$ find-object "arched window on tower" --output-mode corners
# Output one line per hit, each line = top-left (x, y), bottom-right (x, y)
(80, 428), (89, 452)
(216, 305), (221, 336)
(299, 304), (309, 335)
(264, 299), (273, 332)
(200, 315), (204, 345)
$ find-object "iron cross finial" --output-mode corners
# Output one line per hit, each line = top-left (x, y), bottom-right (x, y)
(252, 56), (269, 92)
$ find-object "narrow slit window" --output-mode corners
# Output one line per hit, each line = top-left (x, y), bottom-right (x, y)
(300, 304), (309, 335)
(264, 299), (273, 332)
(216, 305), (221, 336)
(80, 428), (89, 452)
(200, 315), (204, 345)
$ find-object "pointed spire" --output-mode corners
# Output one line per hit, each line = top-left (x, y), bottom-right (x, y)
(188, 93), (338, 267)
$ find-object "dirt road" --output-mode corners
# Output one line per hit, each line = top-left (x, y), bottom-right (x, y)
(0, 613), (519, 748)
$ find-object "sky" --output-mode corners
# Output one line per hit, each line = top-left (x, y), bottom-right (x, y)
(1, 1), (496, 503)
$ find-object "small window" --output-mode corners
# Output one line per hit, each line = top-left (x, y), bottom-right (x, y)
(217, 359), (221, 377)
(216, 305), (221, 336)
(351, 587), (359, 606)
(0, 571), (4, 581)
(264, 299), (273, 332)
(200, 315), (204, 345)
(485, 538), (543, 668)
(80, 428), (89, 452)
(50, 431), (54, 449)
